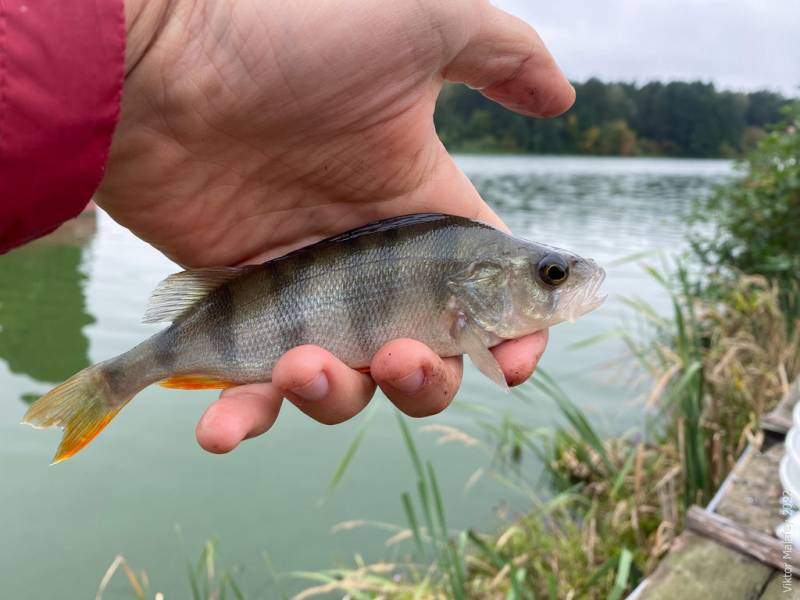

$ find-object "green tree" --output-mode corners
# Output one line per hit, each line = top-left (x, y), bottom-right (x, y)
(693, 103), (800, 316)
(434, 79), (792, 158)
(597, 120), (639, 155)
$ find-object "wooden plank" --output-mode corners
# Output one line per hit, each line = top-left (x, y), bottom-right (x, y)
(686, 506), (800, 575)
(760, 571), (800, 599)
(630, 378), (800, 599)
(714, 442), (786, 535)
(705, 444), (754, 513)
(633, 531), (773, 600)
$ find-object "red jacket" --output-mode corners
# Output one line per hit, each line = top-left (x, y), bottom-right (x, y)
(0, 0), (124, 253)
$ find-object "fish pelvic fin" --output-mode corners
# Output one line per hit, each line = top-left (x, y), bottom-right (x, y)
(159, 375), (238, 390)
(22, 365), (131, 464)
(143, 266), (257, 324)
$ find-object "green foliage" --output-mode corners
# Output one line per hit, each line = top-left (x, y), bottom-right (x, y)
(322, 404), (376, 499)
(96, 539), (245, 600)
(434, 79), (792, 158)
(187, 541), (246, 600)
(693, 103), (800, 317)
(623, 262), (711, 506)
(106, 268), (799, 599)
(396, 413), (466, 599)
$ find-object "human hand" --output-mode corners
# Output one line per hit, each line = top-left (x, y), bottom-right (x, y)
(102, 0), (573, 453)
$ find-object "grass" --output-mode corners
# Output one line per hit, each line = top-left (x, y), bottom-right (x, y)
(96, 539), (245, 600)
(287, 267), (799, 598)
(287, 375), (652, 598)
(102, 267), (799, 599)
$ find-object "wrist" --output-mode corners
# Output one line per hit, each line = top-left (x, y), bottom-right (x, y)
(124, 0), (170, 75)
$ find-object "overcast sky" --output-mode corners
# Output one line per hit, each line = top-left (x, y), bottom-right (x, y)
(496, 0), (799, 96)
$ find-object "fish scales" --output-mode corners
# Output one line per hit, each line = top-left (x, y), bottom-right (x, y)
(22, 213), (606, 462)
(165, 217), (493, 382)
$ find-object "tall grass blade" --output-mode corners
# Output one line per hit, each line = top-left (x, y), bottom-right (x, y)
(427, 462), (465, 596)
(607, 548), (633, 600)
(568, 330), (624, 350)
(324, 406), (375, 498)
(188, 562), (201, 600)
(533, 370), (614, 474)
(547, 572), (558, 600)
(225, 574), (246, 600)
(619, 296), (667, 327)
(610, 445), (638, 499)
(262, 553), (289, 600)
(582, 555), (618, 591)
(396, 413), (438, 551)
(608, 249), (661, 267)
(401, 491), (426, 558)
(396, 411), (424, 476)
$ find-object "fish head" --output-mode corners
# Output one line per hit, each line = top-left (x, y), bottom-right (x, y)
(497, 242), (606, 337)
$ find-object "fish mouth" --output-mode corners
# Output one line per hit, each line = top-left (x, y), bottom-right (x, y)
(567, 264), (607, 322)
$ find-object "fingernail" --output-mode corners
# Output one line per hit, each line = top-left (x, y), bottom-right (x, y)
(291, 372), (329, 401)
(387, 368), (424, 395)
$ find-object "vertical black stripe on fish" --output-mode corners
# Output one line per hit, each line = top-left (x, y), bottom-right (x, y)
(425, 227), (465, 306)
(349, 235), (388, 358)
(272, 256), (309, 354)
(101, 360), (131, 396)
(206, 285), (237, 362)
(372, 243), (400, 349)
(151, 325), (177, 371)
(284, 251), (315, 349)
(102, 340), (163, 396)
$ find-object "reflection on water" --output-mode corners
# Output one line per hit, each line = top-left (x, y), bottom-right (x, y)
(459, 156), (732, 259)
(0, 214), (96, 401)
(457, 156), (733, 322)
(0, 157), (735, 599)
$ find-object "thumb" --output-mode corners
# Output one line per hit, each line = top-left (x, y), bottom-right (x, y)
(442, 4), (575, 118)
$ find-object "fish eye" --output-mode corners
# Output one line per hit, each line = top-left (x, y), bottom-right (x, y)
(537, 255), (570, 286)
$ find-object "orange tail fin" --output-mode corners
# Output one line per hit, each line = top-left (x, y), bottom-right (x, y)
(23, 365), (131, 464)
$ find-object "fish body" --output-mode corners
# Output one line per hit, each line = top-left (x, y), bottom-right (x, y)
(24, 213), (605, 463)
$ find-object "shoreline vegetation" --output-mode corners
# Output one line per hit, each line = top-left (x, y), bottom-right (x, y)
(435, 79), (794, 159)
(102, 104), (799, 599)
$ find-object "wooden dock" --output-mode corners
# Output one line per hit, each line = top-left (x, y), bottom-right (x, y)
(629, 380), (800, 599)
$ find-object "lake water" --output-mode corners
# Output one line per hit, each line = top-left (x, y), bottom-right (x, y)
(0, 156), (733, 598)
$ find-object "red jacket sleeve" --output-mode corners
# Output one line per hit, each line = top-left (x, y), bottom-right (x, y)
(0, 0), (125, 253)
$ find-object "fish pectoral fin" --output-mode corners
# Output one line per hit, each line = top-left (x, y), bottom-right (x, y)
(452, 313), (508, 391)
(143, 266), (257, 324)
(159, 375), (239, 390)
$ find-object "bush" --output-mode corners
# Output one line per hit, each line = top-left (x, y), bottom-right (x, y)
(693, 103), (800, 316)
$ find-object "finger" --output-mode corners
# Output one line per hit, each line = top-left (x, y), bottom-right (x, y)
(371, 338), (463, 418)
(443, 4), (575, 117)
(272, 345), (376, 425)
(491, 329), (549, 387)
(196, 383), (282, 454)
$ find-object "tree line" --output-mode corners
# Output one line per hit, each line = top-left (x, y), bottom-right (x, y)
(434, 79), (793, 158)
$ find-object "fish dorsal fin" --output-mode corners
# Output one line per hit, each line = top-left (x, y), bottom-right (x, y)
(143, 266), (255, 324)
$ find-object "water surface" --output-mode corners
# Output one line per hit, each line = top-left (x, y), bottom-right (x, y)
(0, 156), (733, 597)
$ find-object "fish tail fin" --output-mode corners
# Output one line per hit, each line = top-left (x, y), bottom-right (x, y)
(23, 364), (132, 464)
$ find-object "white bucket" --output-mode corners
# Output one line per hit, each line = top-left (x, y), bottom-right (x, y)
(781, 427), (800, 506)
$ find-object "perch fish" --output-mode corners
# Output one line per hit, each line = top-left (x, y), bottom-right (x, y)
(24, 213), (606, 463)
